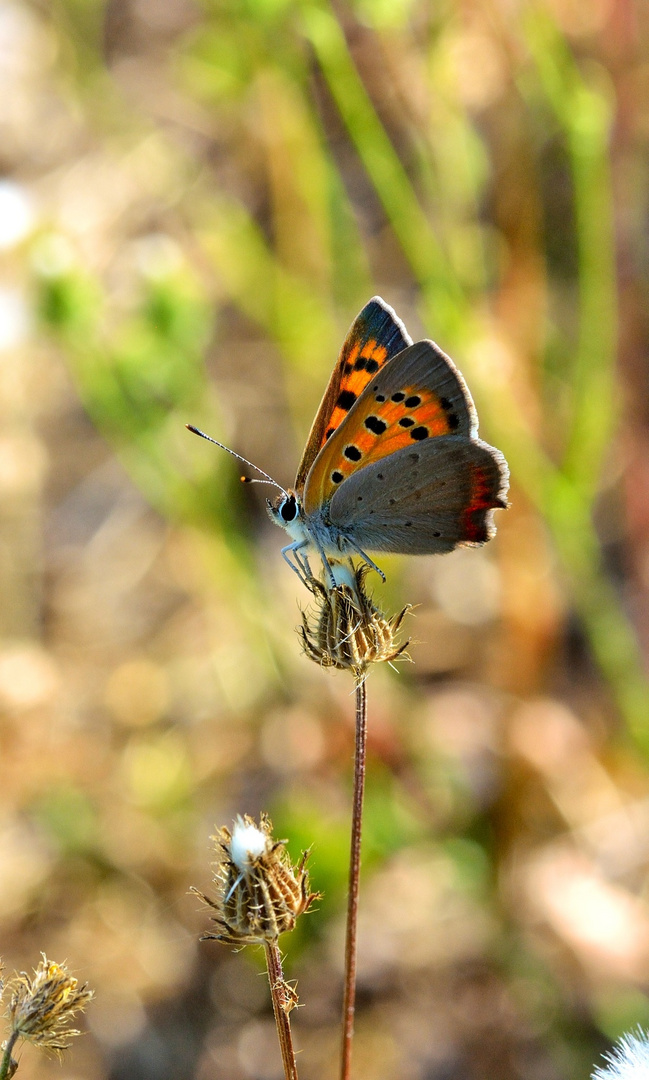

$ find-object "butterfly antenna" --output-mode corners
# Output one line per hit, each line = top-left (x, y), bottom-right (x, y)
(186, 424), (289, 498)
(240, 477), (283, 489)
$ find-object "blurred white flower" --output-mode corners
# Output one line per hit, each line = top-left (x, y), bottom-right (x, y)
(0, 179), (34, 248)
(0, 286), (28, 349)
(592, 1030), (649, 1079)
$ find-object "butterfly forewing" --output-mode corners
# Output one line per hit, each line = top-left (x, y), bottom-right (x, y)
(302, 340), (477, 516)
(328, 436), (508, 554)
(294, 297), (411, 493)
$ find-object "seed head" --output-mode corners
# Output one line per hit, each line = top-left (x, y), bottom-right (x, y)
(192, 813), (319, 946)
(299, 562), (411, 680)
(592, 1029), (649, 1079)
(5, 955), (93, 1056)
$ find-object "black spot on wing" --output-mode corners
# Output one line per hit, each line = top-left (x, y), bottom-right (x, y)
(344, 445), (362, 461)
(399, 417), (414, 428)
(331, 470), (344, 484)
(404, 395), (421, 408)
(337, 389), (357, 411)
(410, 426), (429, 441)
(365, 415), (387, 435)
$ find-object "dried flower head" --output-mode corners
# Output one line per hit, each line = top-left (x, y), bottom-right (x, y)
(192, 813), (319, 946)
(299, 561), (411, 680)
(592, 1029), (649, 1079)
(5, 955), (93, 1055)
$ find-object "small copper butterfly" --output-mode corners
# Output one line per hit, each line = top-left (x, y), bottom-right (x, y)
(188, 297), (509, 587)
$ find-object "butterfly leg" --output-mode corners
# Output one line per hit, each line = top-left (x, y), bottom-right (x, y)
(314, 544), (337, 591)
(294, 548), (315, 584)
(345, 539), (387, 583)
(281, 539), (338, 591)
(281, 540), (314, 586)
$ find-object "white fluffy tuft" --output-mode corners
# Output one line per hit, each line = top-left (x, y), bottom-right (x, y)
(229, 817), (267, 871)
(592, 1030), (649, 1080)
(330, 562), (357, 591)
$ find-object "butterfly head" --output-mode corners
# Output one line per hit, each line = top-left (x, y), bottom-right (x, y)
(267, 490), (304, 538)
(274, 492), (299, 523)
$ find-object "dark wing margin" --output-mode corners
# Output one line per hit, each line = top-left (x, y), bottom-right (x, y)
(294, 296), (411, 492)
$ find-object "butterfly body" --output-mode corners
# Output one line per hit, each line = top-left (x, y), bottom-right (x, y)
(267, 297), (508, 586)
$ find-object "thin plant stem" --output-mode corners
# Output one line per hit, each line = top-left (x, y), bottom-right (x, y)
(264, 940), (299, 1080)
(0, 1031), (19, 1080)
(340, 677), (368, 1080)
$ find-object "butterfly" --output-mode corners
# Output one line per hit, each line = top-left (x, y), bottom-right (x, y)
(188, 297), (508, 589)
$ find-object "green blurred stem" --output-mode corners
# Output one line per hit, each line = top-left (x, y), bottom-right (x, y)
(563, 85), (617, 494)
(524, 9), (618, 494)
(543, 472), (649, 749)
(516, 12), (647, 728)
(301, 2), (463, 335)
(340, 678), (368, 1080)
(474, 377), (649, 744)
(265, 942), (299, 1080)
(0, 1031), (19, 1080)
(477, 380), (649, 743)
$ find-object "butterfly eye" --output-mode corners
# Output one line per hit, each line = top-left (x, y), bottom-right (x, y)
(280, 496), (298, 523)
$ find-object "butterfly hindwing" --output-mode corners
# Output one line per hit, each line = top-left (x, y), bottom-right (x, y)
(328, 435), (508, 554)
(302, 339), (477, 515)
(294, 297), (411, 492)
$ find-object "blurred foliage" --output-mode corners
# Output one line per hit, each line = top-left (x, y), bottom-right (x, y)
(1, 0), (649, 1078)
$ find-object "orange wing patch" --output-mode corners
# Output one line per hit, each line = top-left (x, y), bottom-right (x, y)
(318, 339), (390, 451)
(294, 297), (411, 494)
(304, 384), (459, 513)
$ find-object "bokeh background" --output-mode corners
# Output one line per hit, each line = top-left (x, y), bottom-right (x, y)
(2, 0), (649, 1077)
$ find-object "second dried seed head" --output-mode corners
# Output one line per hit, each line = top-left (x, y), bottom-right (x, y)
(192, 814), (319, 946)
